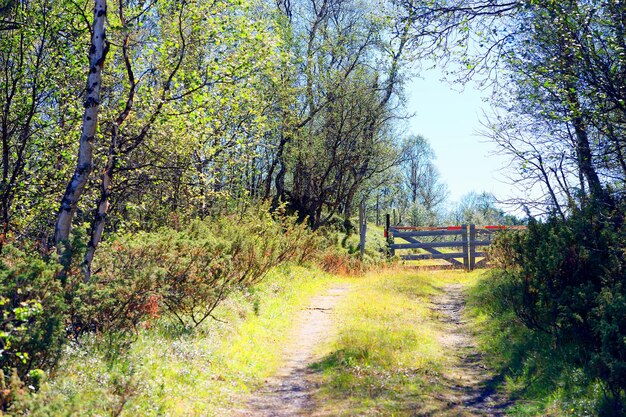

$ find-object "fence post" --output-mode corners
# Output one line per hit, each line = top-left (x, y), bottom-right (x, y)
(384, 214), (390, 238)
(461, 224), (469, 271)
(385, 214), (395, 257)
(469, 224), (476, 271)
(359, 202), (366, 258)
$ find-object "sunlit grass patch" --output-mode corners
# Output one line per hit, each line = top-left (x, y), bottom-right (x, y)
(310, 269), (480, 416)
(36, 265), (341, 416)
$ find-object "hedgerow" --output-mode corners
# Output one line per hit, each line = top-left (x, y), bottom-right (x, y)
(0, 204), (325, 411)
(474, 201), (626, 415)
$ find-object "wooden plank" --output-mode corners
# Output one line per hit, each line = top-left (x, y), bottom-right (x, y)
(410, 264), (466, 271)
(391, 230), (463, 238)
(470, 240), (492, 246)
(391, 226), (463, 231)
(475, 227), (526, 236)
(401, 252), (466, 260)
(390, 241), (465, 249)
(476, 225), (527, 231)
(398, 235), (463, 267)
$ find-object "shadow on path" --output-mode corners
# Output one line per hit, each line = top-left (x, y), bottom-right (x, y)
(427, 284), (513, 417)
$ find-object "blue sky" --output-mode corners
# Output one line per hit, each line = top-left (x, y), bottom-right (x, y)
(404, 66), (514, 206)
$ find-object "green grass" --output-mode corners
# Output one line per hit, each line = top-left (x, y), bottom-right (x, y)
(466, 272), (606, 417)
(13, 263), (513, 417)
(21, 265), (343, 416)
(310, 268), (484, 416)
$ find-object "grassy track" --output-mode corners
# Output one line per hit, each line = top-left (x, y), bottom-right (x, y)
(309, 268), (488, 416)
(34, 266), (499, 416)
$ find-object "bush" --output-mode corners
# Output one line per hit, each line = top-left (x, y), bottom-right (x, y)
(0, 246), (66, 387)
(79, 204), (321, 331)
(0, 205), (324, 410)
(317, 249), (366, 276)
(479, 202), (626, 414)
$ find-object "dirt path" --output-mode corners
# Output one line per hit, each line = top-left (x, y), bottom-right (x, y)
(233, 280), (509, 417)
(234, 284), (351, 417)
(428, 283), (511, 416)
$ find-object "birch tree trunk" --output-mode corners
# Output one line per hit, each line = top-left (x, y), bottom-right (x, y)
(83, 138), (115, 281)
(83, 11), (134, 282)
(54, 0), (108, 251)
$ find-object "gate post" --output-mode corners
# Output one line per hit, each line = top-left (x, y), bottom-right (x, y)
(469, 224), (476, 271)
(359, 202), (366, 258)
(384, 214), (390, 238)
(385, 214), (395, 257)
(461, 224), (469, 271)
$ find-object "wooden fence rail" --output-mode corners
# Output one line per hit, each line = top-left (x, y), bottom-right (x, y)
(384, 217), (525, 271)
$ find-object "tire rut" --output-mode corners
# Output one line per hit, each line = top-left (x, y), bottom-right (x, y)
(428, 283), (512, 417)
(232, 284), (351, 417)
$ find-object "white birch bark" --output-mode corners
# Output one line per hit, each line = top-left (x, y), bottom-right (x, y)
(55, 0), (108, 250)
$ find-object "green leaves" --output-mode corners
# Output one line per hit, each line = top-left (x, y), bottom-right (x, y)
(86, 203), (319, 330)
(486, 202), (626, 411)
(0, 245), (65, 385)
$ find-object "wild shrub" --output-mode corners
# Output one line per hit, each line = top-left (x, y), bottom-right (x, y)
(83, 205), (321, 330)
(0, 205), (323, 410)
(69, 235), (163, 337)
(0, 246), (66, 386)
(159, 207), (320, 327)
(318, 249), (367, 276)
(481, 202), (626, 414)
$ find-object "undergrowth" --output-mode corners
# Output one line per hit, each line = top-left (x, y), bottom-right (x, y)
(469, 278), (606, 417)
(1, 204), (382, 414)
(468, 201), (626, 416)
(7, 265), (340, 416)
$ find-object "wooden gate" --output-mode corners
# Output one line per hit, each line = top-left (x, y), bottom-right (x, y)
(384, 219), (523, 271)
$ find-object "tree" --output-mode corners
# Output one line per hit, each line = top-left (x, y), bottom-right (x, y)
(406, 0), (625, 210)
(41, 0), (283, 279)
(54, 0), (108, 255)
(448, 191), (517, 225)
(262, 0), (411, 227)
(400, 134), (447, 223)
(497, 0), (617, 208)
(0, 0), (84, 252)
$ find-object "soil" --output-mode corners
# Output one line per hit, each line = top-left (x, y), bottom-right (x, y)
(233, 284), (352, 417)
(427, 283), (512, 416)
